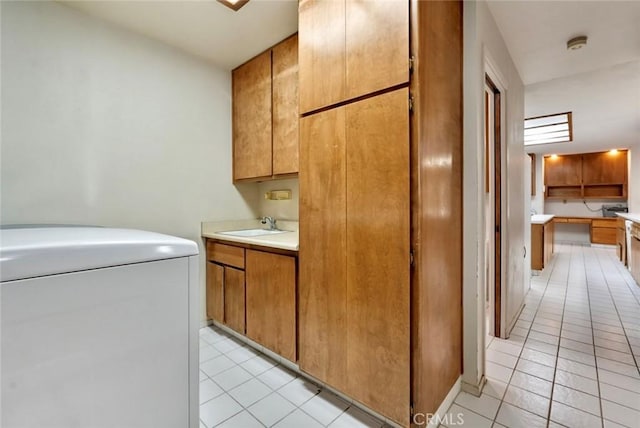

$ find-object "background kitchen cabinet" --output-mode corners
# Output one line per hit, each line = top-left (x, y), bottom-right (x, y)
(591, 218), (617, 245)
(617, 217), (627, 265)
(531, 220), (554, 270)
(582, 150), (627, 198)
(298, 0), (409, 114)
(632, 223), (640, 285)
(245, 249), (296, 362)
(544, 150), (628, 200)
(232, 35), (298, 182)
(544, 154), (582, 198)
(299, 1), (462, 425)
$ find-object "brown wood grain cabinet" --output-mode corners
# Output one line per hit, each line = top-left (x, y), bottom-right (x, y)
(205, 240), (297, 359)
(531, 220), (554, 270)
(544, 150), (628, 200)
(631, 223), (640, 285)
(245, 250), (296, 362)
(591, 218), (617, 245)
(617, 217), (627, 265)
(298, 0), (409, 114)
(233, 51), (272, 181)
(232, 35), (298, 181)
(300, 1), (462, 425)
(206, 242), (246, 334)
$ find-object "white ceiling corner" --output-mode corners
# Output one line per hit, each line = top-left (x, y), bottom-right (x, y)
(487, 0), (640, 155)
(58, 0), (299, 70)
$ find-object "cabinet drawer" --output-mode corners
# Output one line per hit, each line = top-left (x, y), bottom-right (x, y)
(553, 218), (568, 223)
(592, 227), (617, 245)
(617, 217), (626, 229)
(206, 242), (245, 269)
(567, 218), (591, 224)
(592, 219), (616, 228)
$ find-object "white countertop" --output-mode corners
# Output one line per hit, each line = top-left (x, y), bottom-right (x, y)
(531, 214), (555, 224)
(201, 219), (299, 251)
(616, 213), (640, 223)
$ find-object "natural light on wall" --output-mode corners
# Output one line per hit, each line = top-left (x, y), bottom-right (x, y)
(524, 112), (572, 146)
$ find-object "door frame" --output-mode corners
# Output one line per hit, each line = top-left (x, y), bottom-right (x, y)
(484, 55), (508, 340)
(485, 74), (502, 338)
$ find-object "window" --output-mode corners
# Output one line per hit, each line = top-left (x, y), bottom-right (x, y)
(524, 112), (572, 146)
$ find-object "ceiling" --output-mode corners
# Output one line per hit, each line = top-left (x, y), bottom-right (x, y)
(59, 0), (298, 70)
(487, 0), (640, 155)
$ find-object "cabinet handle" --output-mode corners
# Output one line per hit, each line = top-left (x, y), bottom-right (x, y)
(523, 246), (527, 258)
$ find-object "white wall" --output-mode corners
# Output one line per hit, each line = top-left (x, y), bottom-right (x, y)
(462, 0), (526, 392)
(0, 1), (261, 323)
(530, 154), (544, 214)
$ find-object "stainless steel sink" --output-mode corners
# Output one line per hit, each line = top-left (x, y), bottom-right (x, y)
(217, 228), (289, 237)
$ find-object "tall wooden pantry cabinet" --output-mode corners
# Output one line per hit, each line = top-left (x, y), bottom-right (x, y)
(298, 1), (463, 426)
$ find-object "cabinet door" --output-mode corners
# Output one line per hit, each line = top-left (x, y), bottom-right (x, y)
(206, 262), (224, 322)
(298, 0), (346, 114)
(544, 154), (582, 186)
(272, 35), (299, 176)
(299, 107), (348, 389)
(245, 250), (296, 361)
(345, 0), (409, 101)
(233, 51), (272, 181)
(224, 267), (245, 334)
(345, 88), (410, 426)
(582, 151), (627, 184)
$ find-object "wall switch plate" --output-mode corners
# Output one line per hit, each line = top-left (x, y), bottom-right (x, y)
(265, 190), (292, 200)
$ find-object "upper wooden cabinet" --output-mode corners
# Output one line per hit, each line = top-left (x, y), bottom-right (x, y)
(232, 34), (298, 182)
(544, 150), (627, 199)
(298, 0), (409, 114)
(272, 35), (299, 176)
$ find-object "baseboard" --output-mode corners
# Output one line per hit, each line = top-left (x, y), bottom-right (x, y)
(461, 375), (486, 397)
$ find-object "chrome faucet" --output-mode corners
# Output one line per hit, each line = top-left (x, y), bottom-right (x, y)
(261, 216), (277, 231)
(530, 208), (537, 215)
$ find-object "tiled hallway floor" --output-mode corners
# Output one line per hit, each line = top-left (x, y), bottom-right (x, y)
(198, 328), (388, 428)
(446, 244), (640, 427)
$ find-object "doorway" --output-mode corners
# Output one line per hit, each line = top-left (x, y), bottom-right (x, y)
(484, 74), (503, 339)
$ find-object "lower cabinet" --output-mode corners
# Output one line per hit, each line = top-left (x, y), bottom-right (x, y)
(246, 250), (296, 362)
(532, 220), (554, 270)
(617, 217), (627, 265)
(205, 240), (297, 361)
(632, 223), (640, 285)
(591, 218), (617, 245)
(206, 257), (245, 334)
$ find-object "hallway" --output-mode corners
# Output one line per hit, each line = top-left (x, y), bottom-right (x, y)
(447, 244), (640, 427)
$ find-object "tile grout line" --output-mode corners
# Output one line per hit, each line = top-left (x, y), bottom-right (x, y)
(593, 247), (640, 377)
(542, 243), (572, 428)
(581, 245), (605, 428)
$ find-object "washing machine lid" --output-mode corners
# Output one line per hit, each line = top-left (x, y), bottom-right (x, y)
(0, 226), (198, 282)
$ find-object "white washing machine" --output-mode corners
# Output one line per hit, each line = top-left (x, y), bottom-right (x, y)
(1, 226), (199, 428)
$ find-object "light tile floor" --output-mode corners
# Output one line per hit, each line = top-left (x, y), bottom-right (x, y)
(198, 327), (388, 427)
(445, 243), (640, 428)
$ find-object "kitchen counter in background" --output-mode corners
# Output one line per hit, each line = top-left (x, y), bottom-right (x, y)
(616, 212), (640, 224)
(531, 214), (555, 224)
(201, 219), (299, 251)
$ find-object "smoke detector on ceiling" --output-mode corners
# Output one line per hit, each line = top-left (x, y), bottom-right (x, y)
(567, 36), (588, 51)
